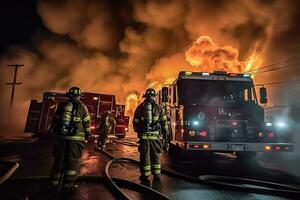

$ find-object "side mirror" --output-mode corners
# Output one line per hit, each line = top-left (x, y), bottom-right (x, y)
(162, 87), (168, 103)
(259, 87), (268, 104)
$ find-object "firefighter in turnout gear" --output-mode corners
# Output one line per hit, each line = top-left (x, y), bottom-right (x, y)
(133, 88), (169, 183)
(50, 86), (91, 191)
(97, 111), (116, 149)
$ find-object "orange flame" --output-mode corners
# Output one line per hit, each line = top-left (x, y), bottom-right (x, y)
(185, 35), (262, 73)
(126, 35), (263, 116)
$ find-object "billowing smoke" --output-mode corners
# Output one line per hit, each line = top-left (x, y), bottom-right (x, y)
(0, 0), (300, 136)
(185, 36), (245, 72)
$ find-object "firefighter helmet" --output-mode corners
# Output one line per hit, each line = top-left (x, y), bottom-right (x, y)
(143, 88), (157, 98)
(67, 86), (82, 98)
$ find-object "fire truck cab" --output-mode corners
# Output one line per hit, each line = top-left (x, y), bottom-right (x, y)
(24, 91), (129, 139)
(158, 71), (294, 158)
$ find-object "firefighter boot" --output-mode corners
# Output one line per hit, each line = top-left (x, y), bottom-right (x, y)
(152, 175), (162, 191)
(139, 175), (150, 187)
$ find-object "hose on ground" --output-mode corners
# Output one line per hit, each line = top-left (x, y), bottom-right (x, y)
(97, 145), (300, 199)
(0, 160), (19, 184)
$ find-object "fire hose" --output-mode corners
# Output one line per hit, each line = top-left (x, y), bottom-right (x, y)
(2, 144), (300, 199)
(103, 142), (300, 199)
(0, 160), (19, 184)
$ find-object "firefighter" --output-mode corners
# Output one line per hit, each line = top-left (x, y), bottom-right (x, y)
(50, 86), (91, 191)
(97, 111), (116, 149)
(133, 88), (169, 183)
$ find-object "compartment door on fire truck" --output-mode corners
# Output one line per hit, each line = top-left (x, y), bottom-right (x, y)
(24, 100), (42, 134)
(98, 94), (116, 117)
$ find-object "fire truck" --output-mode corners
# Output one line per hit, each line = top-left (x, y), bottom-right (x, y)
(24, 91), (129, 139)
(158, 71), (294, 158)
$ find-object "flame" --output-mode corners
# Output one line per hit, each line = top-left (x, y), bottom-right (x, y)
(126, 36), (263, 118)
(185, 35), (263, 73)
(125, 93), (138, 116)
(244, 48), (263, 73)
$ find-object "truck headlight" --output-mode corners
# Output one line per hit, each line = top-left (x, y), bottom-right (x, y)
(276, 122), (286, 128)
(193, 121), (200, 126)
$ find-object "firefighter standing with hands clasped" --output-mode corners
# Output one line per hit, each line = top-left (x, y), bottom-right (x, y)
(133, 88), (169, 184)
(97, 111), (116, 150)
(50, 86), (91, 192)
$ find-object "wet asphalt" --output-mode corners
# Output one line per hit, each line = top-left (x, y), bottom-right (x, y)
(0, 136), (300, 200)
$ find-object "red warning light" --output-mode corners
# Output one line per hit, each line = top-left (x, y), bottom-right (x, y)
(199, 131), (207, 137)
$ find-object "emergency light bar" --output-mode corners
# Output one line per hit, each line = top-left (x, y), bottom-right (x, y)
(178, 71), (252, 79)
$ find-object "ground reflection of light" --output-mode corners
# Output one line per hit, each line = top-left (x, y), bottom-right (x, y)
(80, 150), (102, 175)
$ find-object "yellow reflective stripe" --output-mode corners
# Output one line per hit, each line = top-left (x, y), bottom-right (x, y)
(142, 165), (151, 170)
(153, 116), (159, 120)
(142, 171), (152, 176)
(65, 170), (76, 176)
(63, 113), (72, 120)
(83, 115), (91, 122)
(152, 170), (161, 174)
(141, 136), (159, 140)
(61, 135), (85, 141)
(77, 132), (85, 136)
(161, 115), (167, 121)
(143, 131), (159, 135)
(64, 103), (73, 112)
(73, 116), (81, 122)
(151, 164), (161, 169)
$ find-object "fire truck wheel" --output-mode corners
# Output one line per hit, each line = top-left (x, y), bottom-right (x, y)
(235, 152), (257, 160)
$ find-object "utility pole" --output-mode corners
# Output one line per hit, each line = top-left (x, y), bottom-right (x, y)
(6, 64), (23, 123)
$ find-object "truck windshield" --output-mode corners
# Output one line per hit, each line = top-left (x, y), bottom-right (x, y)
(177, 79), (257, 105)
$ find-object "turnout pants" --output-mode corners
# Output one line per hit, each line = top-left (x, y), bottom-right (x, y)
(50, 139), (85, 187)
(97, 130), (109, 148)
(138, 139), (162, 177)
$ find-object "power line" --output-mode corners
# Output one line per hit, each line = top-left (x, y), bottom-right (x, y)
(245, 57), (299, 73)
(252, 62), (300, 75)
(256, 79), (300, 86)
(6, 64), (23, 124)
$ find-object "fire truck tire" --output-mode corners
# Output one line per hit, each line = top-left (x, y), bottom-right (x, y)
(235, 152), (257, 160)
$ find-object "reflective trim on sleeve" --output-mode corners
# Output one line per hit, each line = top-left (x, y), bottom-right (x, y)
(83, 115), (91, 122)
(73, 116), (82, 122)
(63, 113), (72, 120)
(64, 104), (73, 112)
(160, 115), (167, 121)
(133, 118), (140, 123)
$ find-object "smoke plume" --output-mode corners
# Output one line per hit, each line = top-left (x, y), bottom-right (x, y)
(0, 0), (300, 136)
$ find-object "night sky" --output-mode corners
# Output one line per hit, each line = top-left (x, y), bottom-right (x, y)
(0, 0), (42, 53)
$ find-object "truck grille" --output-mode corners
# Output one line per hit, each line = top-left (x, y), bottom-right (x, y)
(216, 120), (246, 141)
